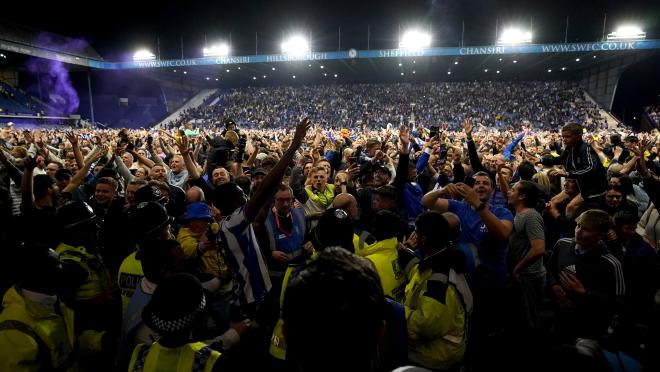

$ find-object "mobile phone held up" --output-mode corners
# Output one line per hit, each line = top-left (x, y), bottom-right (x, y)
(429, 125), (439, 139)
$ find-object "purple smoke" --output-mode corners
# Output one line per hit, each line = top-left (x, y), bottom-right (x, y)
(25, 33), (86, 116)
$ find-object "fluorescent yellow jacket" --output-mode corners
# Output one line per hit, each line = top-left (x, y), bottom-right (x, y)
(358, 237), (406, 303)
(56, 243), (111, 302)
(404, 264), (473, 370)
(128, 341), (220, 372)
(0, 286), (77, 372)
(118, 251), (144, 317)
(177, 227), (229, 280)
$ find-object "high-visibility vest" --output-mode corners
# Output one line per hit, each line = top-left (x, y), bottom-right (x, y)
(0, 286), (77, 372)
(404, 266), (473, 370)
(128, 341), (220, 372)
(269, 265), (297, 360)
(56, 243), (111, 301)
(359, 237), (406, 303)
(118, 251), (144, 317)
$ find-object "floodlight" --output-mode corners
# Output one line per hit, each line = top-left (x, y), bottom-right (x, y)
(497, 28), (532, 45)
(133, 50), (156, 61)
(607, 25), (646, 41)
(281, 35), (310, 54)
(399, 30), (432, 49)
(203, 43), (230, 57)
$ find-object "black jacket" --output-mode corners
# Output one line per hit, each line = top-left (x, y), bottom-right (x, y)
(542, 141), (607, 199)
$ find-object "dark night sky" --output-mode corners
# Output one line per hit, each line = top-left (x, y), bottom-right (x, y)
(3, 0), (660, 60)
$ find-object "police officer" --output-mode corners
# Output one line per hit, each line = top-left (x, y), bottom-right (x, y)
(128, 273), (221, 372)
(0, 246), (77, 371)
(118, 201), (174, 317)
(398, 211), (473, 370)
(55, 201), (120, 369)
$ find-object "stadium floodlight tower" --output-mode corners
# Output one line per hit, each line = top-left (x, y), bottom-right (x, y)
(497, 28), (532, 45)
(133, 50), (156, 61)
(281, 35), (310, 54)
(607, 25), (646, 41)
(399, 30), (432, 49)
(203, 43), (230, 57)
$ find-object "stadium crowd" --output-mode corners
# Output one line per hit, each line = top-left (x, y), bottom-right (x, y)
(166, 81), (610, 132)
(0, 85), (658, 372)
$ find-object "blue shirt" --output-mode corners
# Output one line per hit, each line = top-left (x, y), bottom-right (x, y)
(448, 200), (514, 281)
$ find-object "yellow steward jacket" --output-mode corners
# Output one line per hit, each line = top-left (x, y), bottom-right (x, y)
(128, 341), (220, 372)
(0, 286), (77, 372)
(404, 261), (473, 370)
(357, 237), (406, 303)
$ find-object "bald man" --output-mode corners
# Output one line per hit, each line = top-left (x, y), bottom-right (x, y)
(332, 193), (359, 221)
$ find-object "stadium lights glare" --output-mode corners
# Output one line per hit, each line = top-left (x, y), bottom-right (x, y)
(399, 30), (432, 49)
(497, 28), (532, 45)
(202, 43), (230, 57)
(133, 50), (156, 61)
(607, 25), (646, 41)
(281, 35), (310, 54)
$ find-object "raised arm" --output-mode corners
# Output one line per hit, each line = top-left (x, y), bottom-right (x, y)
(20, 156), (37, 212)
(63, 147), (105, 194)
(65, 132), (84, 170)
(245, 118), (311, 221)
(175, 136), (201, 180)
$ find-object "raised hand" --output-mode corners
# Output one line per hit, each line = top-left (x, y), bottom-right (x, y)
(292, 118), (312, 148)
(399, 125), (410, 154)
(65, 131), (78, 147)
(463, 118), (473, 137)
(176, 135), (190, 155)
